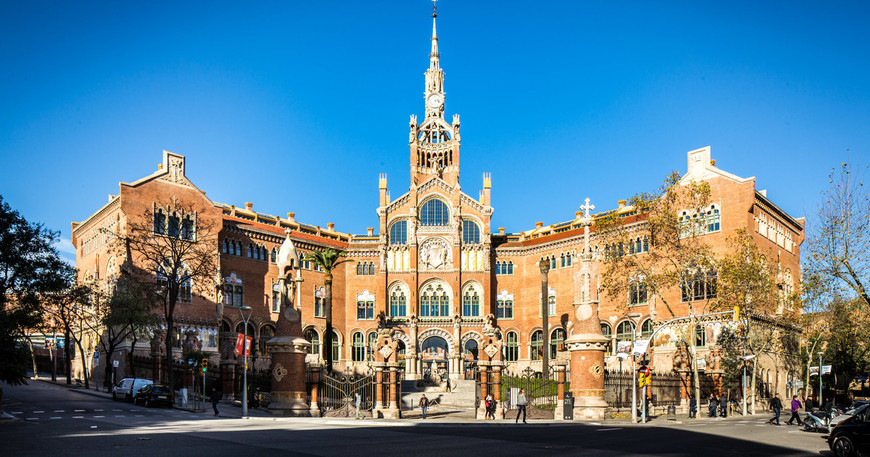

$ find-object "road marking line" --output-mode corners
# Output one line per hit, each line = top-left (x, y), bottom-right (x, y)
(33, 410), (45, 413)
(115, 415), (126, 417)
(50, 417), (62, 420)
(74, 409), (85, 412)
(93, 415), (105, 418)
(596, 428), (622, 431)
(73, 416), (84, 419)
(54, 410), (65, 413)
(25, 418), (39, 421)
(11, 412), (22, 415)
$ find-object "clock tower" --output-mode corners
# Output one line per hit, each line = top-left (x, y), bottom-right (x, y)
(409, 3), (461, 188)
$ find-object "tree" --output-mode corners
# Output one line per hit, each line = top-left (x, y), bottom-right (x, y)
(0, 195), (70, 386)
(44, 277), (98, 387)
(822, 297), (870, 395)
(89, 273), (161, 390)
(804, 163), (870, 312)
(714, 228), (795, 413)
(303, 248), (350, 373)
(115, 202), (219, 389)
(599, 172), (717, 410)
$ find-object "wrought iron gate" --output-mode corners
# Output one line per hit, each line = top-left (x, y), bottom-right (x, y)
(500, 367), (558, 420)
(318, 370), (375, 417)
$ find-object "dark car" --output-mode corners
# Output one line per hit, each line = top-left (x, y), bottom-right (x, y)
(828, 402), (870, 457)
(133, 384), (174, 408)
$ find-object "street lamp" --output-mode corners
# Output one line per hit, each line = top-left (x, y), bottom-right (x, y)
(627, 313), (643, 423)
(538, 258), (550, 378)
(817, 351), (824, 408)
(240, 305), (253, 418)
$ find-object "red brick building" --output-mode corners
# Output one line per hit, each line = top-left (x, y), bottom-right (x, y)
(72, 12), (804, 398)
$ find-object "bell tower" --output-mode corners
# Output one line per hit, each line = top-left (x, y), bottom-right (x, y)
(409, 1), (461, 187)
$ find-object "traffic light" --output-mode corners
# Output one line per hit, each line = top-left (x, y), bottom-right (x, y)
(638, 366), (651, 387)
(201, 358), (208, 374)
(733, 305), (740, 322)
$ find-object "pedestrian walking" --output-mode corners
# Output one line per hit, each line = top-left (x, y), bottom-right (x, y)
(785, 395), (803, 425)
(516, 388), (527, 424)
(484, 393), (496, 420)
(768, 393), (783, 425)
(210, 387), (221, 416)
(419, 394), (429, 419)
(355, 392), (363, 419)
(708, 394), (718, 417)
(689, 396), (697, 418)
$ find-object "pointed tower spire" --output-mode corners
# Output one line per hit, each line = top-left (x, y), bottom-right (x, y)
(430, 1), (439, 69)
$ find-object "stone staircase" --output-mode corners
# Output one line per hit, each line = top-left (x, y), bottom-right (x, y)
(400, 379), (477, 419)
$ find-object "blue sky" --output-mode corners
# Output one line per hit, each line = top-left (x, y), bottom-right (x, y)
(2, 1), (868, 264)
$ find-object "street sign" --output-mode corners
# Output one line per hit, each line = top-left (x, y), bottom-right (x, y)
(57, 338), (65, 348)
(697, 358), (707, 370)
(822, 365), (832, 375)
(616, 341), (631, 358)
(794, 380), (804, 388)
(93, 352), (99, 366)
(112, 360), (119, 368)
(632, 340), (649, 356)
(810, 366), (819, 376)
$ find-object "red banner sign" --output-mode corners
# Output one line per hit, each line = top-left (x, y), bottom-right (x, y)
(235, 333), (253, 357)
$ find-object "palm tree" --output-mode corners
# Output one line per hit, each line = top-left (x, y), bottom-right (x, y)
(303, 248), (351, 373)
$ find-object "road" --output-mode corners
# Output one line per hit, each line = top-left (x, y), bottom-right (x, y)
(1, 381), (831, 456)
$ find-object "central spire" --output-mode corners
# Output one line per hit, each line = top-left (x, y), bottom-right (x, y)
(430, 2), (439, 69)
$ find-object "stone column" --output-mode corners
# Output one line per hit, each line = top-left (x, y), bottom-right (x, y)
(407, 316), (419, 380)
(385, 363), (401, 419)
(554, 365), (566, 420)
(567, 301), (609, 421)
(493, 365), (504, 419)
(477, 364), (489, 419)
(451, 316), (462, 380)
(308, 363), (321, 417)
(373, 365), (385, 417)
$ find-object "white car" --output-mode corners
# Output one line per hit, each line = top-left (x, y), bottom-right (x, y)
(112, 378), (153, 402)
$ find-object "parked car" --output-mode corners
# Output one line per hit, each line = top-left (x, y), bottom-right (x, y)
(828, 403), (870, 457)
(829, 403), (870, 430)
(112, 378), (153, 402)
(133, 384), (174, 408)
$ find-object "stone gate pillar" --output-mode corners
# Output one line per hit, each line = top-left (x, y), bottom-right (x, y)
(268, 233), (312, 416)
(372, 327), (400, 418)
(567, 301), (609, 421)
(554, 364), (567, 420)
(307, 362), (321, 416)
(478, 315), (504, 420)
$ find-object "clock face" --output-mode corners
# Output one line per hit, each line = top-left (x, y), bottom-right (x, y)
(427, 94), (442, 108)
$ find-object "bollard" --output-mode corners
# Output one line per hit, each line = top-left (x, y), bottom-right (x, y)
(667, 405), (676, 421)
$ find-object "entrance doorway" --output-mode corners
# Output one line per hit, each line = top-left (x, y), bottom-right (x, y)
(421, 336), (448, 379)
(463, 339), (478, 379)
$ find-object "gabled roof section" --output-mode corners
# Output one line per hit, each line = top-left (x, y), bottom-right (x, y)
(679, 146), (754, 185)
(122, 150), (213, 204)
(416, 175), (457, 196)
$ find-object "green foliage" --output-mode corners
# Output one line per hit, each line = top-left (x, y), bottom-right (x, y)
(0, 196), (71, 385)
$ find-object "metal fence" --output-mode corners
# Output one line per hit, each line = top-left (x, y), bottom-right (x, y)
(605, 370), (685, 408)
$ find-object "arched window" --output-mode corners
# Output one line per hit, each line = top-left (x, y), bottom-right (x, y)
(628, 274), (648, 305)
(420, 199), (449, 226)
(367, 331), (378, 361)
(304, 328), (321, 357)
(167, 213), (180, 237)
(271, 247), (277, 263)
(181, 215), (194, 240)
(356, 290), (375, 320)
(508, 261), (514, 274)
(259, 325), (275, 357)
(351, 332), (366, 362)
(505, 331), (519, 362)
(496, 261), (502, 275)
(462, 284), (480, 317)
(271, 283), (281, 313)
(389, 220), (408, 245)
(357, 263), (364, 275)
(420, 282), (449, 317)
(331, 330), (341, 361)
(530, 330), (544, 361)
(560, 253), (566, 267)
(248, 244), (254, 258)
(367, 262), (375, 275)
(550, 328), (566, 359)
(462, 219), (480, 244)
(640, 319), (654, 339)
(222, 239), (229, 254)
(695, 325), (706, 347)
(153, 209), (166, 235)
(179, 274), (192, 303)
(223, 274), (243, 307)
(616, 321), (635, 345)
(707, 205), (721, 233)
(600, 323), (613, 356)
(314, 287), (326, 317)
(464, 339), (479, 360)
(497, 290), (514, 319)
(389, 284), (408, 317)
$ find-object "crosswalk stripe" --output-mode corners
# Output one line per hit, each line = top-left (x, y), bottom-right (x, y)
(73, 416), (84, 419)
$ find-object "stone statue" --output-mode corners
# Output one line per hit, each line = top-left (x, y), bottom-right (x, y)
(150, 329), (165, 355)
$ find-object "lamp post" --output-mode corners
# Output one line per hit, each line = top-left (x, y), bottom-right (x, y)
(240, 305), (253, 418)
(626, 312), (641, 423)
(538, 258), (550, 378)
(817, 351), (824, 408)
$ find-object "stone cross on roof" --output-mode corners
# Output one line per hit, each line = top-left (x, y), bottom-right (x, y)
(580, 198), (595, 219)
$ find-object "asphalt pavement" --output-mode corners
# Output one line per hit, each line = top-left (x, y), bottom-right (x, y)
(1, 380), (833, 457)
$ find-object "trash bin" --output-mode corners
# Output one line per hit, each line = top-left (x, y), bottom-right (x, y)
(563, 393), (574, 420)
(667, 405), (676, 421)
